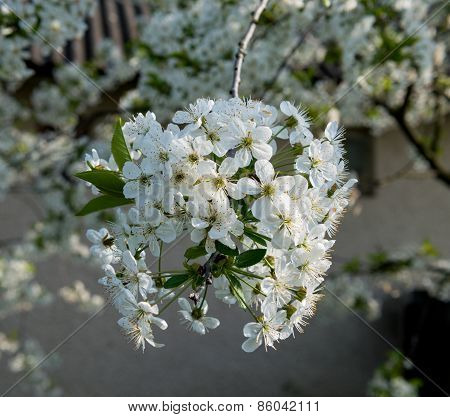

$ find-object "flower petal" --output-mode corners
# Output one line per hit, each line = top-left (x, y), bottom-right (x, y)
(253, 126), (272, 143)
(192, 320), (206, 335)
(202, 317), (220, 329)
(251, 142), (273, 161)
(274, 176), (295, 192)
(218, 157), (238, 177)
(123, 181), (139, 199)
(178, 297), (191, 312)
(242, 337), (262, 353)
(123, 161), (141, 180)
(122, 250), (138, 274)
(255, 159), (275, 184)
(173, 110), (192, 124)
(237, 178), (260, 195)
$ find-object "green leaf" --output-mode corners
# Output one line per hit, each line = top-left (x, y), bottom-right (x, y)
(76, 195), (133, 216)
(75, 170), (125, 197)
(215, 241), (239, 256)
(111, 119), (131, 170)
(184, 245), (207, 260)
(244, 227), (271, 241)
(235, 249), (267, 268)
(163, 274), (189, 289)
(227, 274), (246, 309)
(243, 227), (270, 247)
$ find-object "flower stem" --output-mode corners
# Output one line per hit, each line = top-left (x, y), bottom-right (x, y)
(158, 241), (163, 274)
(272, 155), (296, 164)
(199, 283), (208, 309)
(153, 281), (187, 304)
(273, 162), (295, 170)
(235, 275), (266, 296)
(227, 277), (260, 321)
(271, 146), (296, 160)
(148, 270), (185, 276)
(158, 280), (192, 315)
(276, 170), (296, 176)
(231, 267), (265, 280)
(269, 126), (287, 144)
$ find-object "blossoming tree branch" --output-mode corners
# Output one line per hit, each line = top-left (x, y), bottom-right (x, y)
(76, 0), (356, 352)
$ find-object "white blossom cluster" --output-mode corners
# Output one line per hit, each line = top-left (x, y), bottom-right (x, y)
(0, 254), (52, 319)
(135, 0), (448, 129)
(59, 280), (105, 315)
(326, 273), (381, 321)
(327, 242), (450, 321)
(368, 351), (421, 397)
(84, 97), (356, 352)
(0, 336), (62, 396)
(0, 0), (96, 81)
(377, 252), (450, 302)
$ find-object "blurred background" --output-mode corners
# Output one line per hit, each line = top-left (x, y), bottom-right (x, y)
(0, 0), (449, 396)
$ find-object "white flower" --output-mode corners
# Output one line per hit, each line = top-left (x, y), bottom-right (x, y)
(226, 119), (273, 167)
(237, 159), (295, 220)
(173, 98), (214, 132)
(324, 121), (345, 152)
(261, 256), (300, 310)
(241, 304), (286, 352)
(213, 275), (236, 305)
(190, 200), (243, 253)
(279, 300), (308, 340)
(122, 160), (158, 199)
(197, 157), (243, 203)
(141, 130), (176, 178)
(291, 225), (334, 283)
(295, 139), (337, 187)
(139, 126), (176, 178)
(118, 317), (164, 351)
(263, 194), (305, 249)
(85, 149), (108, 170)
(171, 192), (190, 234)
(200, 112), (233, 157)
(120, 250), (156, 299)
(86, 228), (118, 265)
(170, 162), (198, 196)
(302, 187), (331, 224)
(98, 264), (122, 292)
(128, 208), (176, 256)
(288, 174), (309, 204)
(123, 111), (156, 146)
(117, 298), (168, 351)
(279, 101), (312, 145)
(171, 135), (213, 167)
(178, 298), (220, 334)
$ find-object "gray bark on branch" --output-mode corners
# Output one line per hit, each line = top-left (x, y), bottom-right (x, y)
(230, 0), (270, 98)
(373, 85), (450, 188)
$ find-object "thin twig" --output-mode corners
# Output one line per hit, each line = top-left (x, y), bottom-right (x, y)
(230, 0), (270, 98)
(393, 115), (450, 187)
(373, 84), (450, 188)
